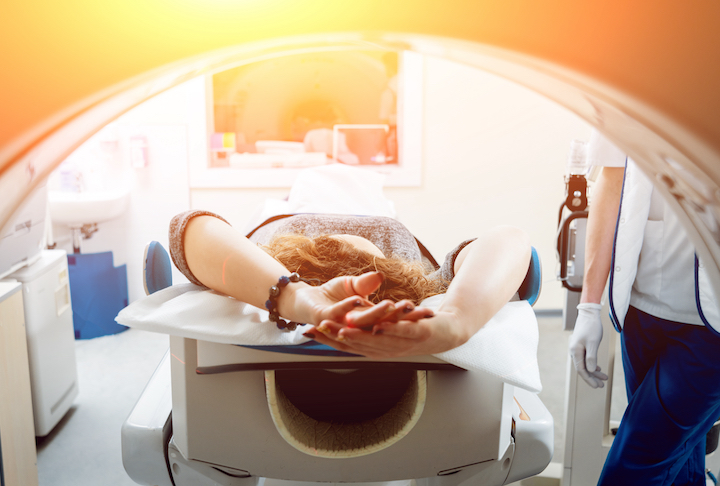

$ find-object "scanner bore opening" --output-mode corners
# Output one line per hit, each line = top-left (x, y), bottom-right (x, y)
(266, 368), (426, 457)
(275, 368), (415, 423)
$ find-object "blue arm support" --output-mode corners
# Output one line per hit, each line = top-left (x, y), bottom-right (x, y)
(518, 246), (542, 306)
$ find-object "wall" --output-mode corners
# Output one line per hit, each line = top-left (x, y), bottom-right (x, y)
(390, 55), (592, 310)
(192, 55), (592, 310)
(50, 79), (198, 303)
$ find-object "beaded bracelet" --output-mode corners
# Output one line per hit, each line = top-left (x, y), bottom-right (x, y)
(265, 272), (308, 331)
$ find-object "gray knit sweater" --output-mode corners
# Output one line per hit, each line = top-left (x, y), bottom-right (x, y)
(168, 210), (474, 289)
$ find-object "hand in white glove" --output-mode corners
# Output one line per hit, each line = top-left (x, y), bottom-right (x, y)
(568, 303), (609, 388)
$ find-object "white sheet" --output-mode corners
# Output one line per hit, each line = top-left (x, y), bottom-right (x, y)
(116, 286), (541, 392)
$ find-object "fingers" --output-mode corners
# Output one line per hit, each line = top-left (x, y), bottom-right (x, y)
(345, 300), (435, 328)
(349, 272), (384, 298)
(335, 324), (420, 358)
(305, 319), (422, 354)
(320, 272), (383, 306)
(585, 347), (598, 379)
(584, 345), (608, 386)
(306, 321), (396, 359)
(381, 301), (434, 324)
(570, 342), (595, 387)
(373, 323), (431, 343)
(570, 345), (608, 388)
(589, 367), (609, 381)
(570, 345), (586, 374)
(303, 323), (360, 354)
(314, 321), (344, 338)
(324, 296), (373, 322)
(577, 368), (604, 388)
(344, 300), (397, 328)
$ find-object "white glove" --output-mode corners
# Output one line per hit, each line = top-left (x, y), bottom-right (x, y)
(568, 303), (609, 388)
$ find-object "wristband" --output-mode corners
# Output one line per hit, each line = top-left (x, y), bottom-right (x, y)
(265, 273), (308, 331)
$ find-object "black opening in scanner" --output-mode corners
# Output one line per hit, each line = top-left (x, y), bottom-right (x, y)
(275, 368), (415, 423)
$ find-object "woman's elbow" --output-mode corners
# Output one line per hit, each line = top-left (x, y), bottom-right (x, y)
(495, 225), (532, 275)
(495, 225), (531, 251)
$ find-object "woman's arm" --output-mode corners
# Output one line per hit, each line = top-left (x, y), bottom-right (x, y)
(183, 215), (291, 309)
(307, 225), (532, 358)
(437, 224), (532, 343)
(181, 214), (388, 325)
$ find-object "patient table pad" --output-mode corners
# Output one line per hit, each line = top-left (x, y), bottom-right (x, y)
(116, 285), (541, 392)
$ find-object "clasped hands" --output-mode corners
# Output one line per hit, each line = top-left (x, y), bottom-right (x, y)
(293, 271), (463, 359)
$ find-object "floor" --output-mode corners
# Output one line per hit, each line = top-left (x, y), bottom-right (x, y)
(35, 315), (720, 486)
(36, 328), (170, 486)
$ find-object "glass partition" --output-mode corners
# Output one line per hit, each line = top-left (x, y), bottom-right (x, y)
(191, 50), (422, 187)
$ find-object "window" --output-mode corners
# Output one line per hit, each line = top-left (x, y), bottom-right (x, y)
(189, 50), (423, 188)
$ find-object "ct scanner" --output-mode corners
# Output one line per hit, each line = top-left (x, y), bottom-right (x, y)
(1, 1), (720, 485)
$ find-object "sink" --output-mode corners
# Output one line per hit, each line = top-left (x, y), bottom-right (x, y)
(48, 189), (130, 227)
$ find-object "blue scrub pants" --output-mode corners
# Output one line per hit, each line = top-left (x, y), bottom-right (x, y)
(598, 306), (720, 486)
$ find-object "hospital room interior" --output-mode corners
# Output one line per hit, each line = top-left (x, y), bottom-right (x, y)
(2, 3), (720, 486)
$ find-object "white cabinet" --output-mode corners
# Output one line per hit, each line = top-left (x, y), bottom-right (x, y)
(0, 281), (39, 486)
(9, 250), (78, 436)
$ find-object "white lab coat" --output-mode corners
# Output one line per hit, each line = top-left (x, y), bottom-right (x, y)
(587, 131), (720, 333)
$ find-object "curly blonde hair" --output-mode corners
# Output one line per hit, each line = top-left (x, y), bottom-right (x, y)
(261, 234), (447, 305)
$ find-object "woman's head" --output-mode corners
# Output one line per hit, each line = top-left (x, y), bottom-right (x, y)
(261, 233), (446, 305)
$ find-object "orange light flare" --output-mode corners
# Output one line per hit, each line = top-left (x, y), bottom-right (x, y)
(1, 0), (719, 159)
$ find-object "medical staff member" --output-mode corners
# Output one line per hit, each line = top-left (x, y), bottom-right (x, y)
(568, 129), (720, 485)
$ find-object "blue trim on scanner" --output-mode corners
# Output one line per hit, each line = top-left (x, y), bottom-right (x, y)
(239, 341), (362, 357)
(144, 241), (172, 295)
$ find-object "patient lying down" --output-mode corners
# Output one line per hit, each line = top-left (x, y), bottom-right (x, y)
(169, 211), (531, 359)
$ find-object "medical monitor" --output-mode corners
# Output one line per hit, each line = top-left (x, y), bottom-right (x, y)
(332, 124), (394, 166)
